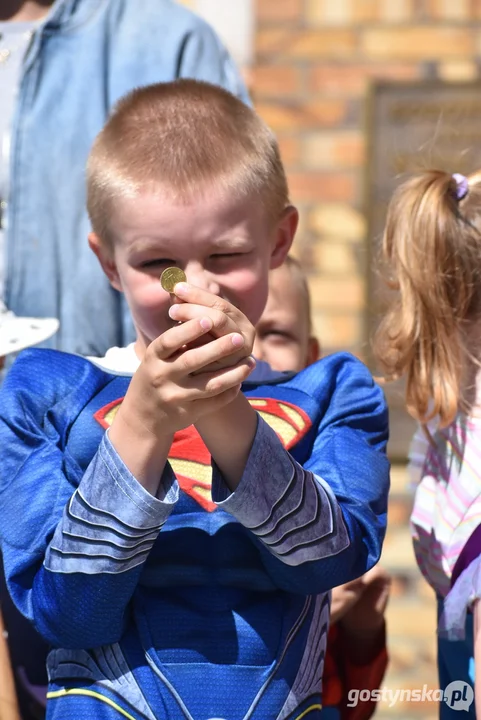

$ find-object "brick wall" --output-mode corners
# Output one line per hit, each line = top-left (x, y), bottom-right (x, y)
(253, 0), (481, 358)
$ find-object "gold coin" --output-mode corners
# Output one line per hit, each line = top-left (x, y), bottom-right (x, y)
(160, 267), (187, 293)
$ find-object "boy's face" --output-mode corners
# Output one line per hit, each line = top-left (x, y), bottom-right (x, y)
(253, 263), (320, 372)
(89, 188), (297, 356)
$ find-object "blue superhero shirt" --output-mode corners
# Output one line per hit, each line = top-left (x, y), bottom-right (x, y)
(0, 349), (389, 720)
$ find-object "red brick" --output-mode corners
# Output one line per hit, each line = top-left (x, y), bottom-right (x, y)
(257, 0), (303, 24)
(310, 277), (365, 310)
(426, 0), (471, 19)
(255, 99), (350, 131)
(311, 310), (363, 345)
(288, 171), (357, 203)
(308, 63), (420, 96)
(306, 0), (382, 25)
(302, 131), (365, 169)
(354, 0), (380, 21)
(251, 65), (302, 98)
(332, 136), (365, 167)
(379, 0), (415, 21)
(309, 203), (365, 242)
(256, 28), (357, 60)
(306, 0), (354, 25)
(277, 135), (301, 166)
(362, 27), (475, 59)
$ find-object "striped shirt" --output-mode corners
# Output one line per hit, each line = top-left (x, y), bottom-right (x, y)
(409, 415), (481, 597)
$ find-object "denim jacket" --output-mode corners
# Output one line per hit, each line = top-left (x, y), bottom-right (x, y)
(6, 0), (249, 355)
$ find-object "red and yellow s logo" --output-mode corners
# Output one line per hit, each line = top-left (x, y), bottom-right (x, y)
(94, 397), (312, 512)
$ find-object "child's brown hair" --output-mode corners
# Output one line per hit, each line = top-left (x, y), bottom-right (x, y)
(374, 169), (481, 427)
(87, 79), (289, 246)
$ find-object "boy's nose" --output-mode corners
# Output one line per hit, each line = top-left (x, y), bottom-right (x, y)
(185, 266), (221, 296)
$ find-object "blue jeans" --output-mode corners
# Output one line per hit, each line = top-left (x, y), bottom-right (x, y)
(437, 598), (475, 718)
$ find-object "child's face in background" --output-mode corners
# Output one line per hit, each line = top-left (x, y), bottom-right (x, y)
(89, 188), (296, 357)
(253, 263), (320, 372)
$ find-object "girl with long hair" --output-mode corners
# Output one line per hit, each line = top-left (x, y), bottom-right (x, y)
(374, 169), (481, 718)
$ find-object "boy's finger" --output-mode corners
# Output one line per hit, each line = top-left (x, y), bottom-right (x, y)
(173, 283), (240, 319)
(150, 317), (213, 359)
(169, 302), (238, 337)
(189, 356), (256, 398)
(190, 349), (249, 376)
(173, 332), (245, 376)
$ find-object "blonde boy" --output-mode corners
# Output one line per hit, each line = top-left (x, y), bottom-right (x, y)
(254, 257), (320, 372)
(0, 81), (389, 720)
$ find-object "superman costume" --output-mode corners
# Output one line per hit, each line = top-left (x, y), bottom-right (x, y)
(0, 346), (389, 720)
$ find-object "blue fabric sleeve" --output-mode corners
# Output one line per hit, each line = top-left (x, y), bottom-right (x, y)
(0, 350), (178, 649)
(212, 353), (390, 594)
(45, 432), (177, 575)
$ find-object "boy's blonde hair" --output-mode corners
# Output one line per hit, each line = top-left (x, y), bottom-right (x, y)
(87, 79), (290, 245)
(373, 169), (481, 427)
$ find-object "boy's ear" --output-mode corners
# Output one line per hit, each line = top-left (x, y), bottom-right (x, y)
(270, 205), (299, 269)
(88, 233), (123, 292)
(306, 336), (321, 367)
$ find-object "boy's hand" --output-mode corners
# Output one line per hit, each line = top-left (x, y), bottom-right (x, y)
(109, 315), (255, 495)
(161, 283), (258, 493)
(339, 565), (391, 637)
(168, 283), (255, 372)
(121, 316), (254, 437)
(337, 566), (390, 666)
(330, 578), (365, 624)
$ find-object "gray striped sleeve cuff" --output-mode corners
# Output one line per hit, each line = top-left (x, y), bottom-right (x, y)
(45, 433), (178, 574)
(212, 417), (349, 566)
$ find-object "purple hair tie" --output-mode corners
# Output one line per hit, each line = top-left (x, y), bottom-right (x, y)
(453, 173), (469, 200)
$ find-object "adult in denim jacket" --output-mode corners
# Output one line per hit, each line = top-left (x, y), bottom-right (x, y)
(4, 0), (249, 356)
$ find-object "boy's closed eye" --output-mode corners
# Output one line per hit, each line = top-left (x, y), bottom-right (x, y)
(208, 252), (251, 269)
(210, 252), (245, 259)
(140, 253), (247, 270)
(261, 329), (297, 345)
(140, 259), (176, 269)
